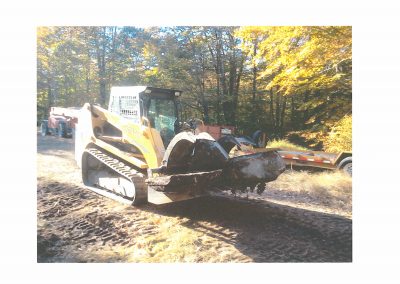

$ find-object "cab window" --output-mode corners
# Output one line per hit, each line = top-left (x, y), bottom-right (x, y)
(148, 98), (177, 147)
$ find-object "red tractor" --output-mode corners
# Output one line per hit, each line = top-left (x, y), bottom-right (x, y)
(40, 107), (80, 138)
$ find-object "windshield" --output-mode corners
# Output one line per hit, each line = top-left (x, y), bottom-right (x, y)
(147, 98), (177, 147)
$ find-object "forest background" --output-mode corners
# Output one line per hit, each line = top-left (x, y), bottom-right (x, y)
(37, 26), (352, 152)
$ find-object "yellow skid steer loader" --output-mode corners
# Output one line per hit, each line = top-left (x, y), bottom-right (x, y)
(75, 86), (285, 205)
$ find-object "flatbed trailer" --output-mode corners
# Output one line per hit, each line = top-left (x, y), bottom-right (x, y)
(192, 122), (351, 176)
(276, 149), (352, 175)
(229, 144), (352, 176)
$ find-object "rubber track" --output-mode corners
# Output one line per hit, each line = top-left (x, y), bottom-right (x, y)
(84, 147), (146, 203)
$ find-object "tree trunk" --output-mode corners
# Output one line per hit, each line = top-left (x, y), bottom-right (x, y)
(269, 89), (275, 130)
(251, 42), (258, 126)
(275, 91), (280, 133)
(233, 55), (245, 123)
(280, 96), (287, 136)
(215, 73), (221, 124)
(47, 80), (52, 115)
(84, 32), (91, 98)
(109, 27), (117, 90)
(200, 56), (209, 123)
(207, 40), (222, 124)
(215, 29), (228, 124)
(94, 27), (108, 106)
(221, 29), (244, 126)
(303, 91), (309, 128)
(291, 96), (295, 127)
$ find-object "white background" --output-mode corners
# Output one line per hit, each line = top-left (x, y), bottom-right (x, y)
(0, 0), (399, 283)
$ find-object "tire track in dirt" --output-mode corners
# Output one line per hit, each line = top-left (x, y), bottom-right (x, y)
(37, 180), (352, 262)
(37, 182), (162, 262)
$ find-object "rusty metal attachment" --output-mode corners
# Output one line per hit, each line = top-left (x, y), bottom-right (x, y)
(150, 131), (285, 194)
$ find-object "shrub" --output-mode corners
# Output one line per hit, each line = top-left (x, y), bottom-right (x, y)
(324, 115), (352, 153)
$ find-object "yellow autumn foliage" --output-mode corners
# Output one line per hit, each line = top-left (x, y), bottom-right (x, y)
(324, 115), (352, 153)
(236, 26), (352, 96)
(266, 139), (309, 151)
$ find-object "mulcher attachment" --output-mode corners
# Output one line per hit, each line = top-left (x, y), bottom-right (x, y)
(148, 131), (285, 193)
(222, 151), (286, 187)
(162, 132), (229, 174)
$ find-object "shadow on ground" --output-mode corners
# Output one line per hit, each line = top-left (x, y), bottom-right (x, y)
(142, 196), (352, 262)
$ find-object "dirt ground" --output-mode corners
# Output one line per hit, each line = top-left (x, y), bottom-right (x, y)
(37, 133), (352, 263)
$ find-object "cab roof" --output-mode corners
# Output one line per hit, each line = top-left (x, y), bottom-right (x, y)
(110, 86), (182, 97)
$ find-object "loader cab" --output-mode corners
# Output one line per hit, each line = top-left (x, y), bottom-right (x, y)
(108, 86), (181, 147)
(140, 87), (181, 147)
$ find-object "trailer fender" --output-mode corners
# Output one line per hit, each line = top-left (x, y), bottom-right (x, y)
(337, 156), (352, 176)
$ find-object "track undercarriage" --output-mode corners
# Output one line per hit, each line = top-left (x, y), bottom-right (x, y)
(82, 147), (147, 205)
(82, 147), (220, 205)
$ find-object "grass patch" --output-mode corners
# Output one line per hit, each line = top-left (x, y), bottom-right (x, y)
(267, 170), (352, 211)
(128, 217), (203, 262)
(266, 139), (309, 151)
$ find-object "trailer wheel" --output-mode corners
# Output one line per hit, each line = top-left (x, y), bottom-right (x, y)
(338, 157), (352, 177)
(58, 122), (66, 138)
(40, 121), (48, 136)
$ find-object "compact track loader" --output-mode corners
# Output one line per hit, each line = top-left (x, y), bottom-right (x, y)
(75, 86), (285, 205)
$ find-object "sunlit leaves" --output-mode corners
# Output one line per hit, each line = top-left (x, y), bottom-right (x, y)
(236, 26), (352, 96)
(324, 115), (352, 152)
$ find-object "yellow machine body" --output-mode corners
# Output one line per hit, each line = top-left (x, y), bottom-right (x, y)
(75, 86), (286, 205)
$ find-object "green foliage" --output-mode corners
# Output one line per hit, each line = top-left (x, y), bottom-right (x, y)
(266, 139), (309, 151)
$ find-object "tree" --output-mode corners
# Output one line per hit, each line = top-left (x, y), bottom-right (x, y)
(236, 26), (352, 137)
(37, 26), (352, 150)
